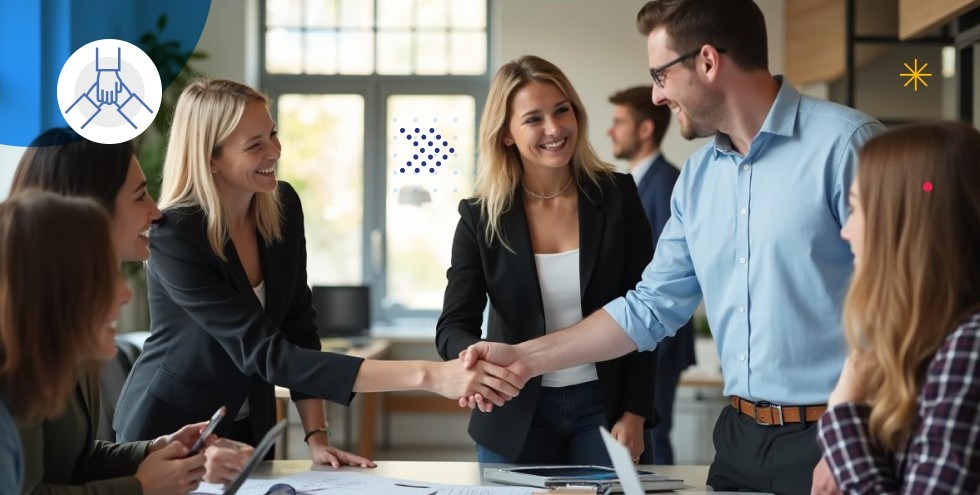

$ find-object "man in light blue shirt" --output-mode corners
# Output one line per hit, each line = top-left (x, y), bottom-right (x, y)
(461, 1), (883, 493)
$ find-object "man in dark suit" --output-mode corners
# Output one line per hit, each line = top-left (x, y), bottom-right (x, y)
(607, 85), (696, 465)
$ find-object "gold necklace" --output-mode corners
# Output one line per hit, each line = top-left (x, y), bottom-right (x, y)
(523, 175), (574, 200)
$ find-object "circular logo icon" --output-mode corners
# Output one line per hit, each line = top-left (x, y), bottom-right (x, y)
(57, 39), (162, 144)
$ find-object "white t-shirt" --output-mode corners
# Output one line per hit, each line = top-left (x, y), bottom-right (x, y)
(235, 281), (267, 421)
(534, 249), (598, 387)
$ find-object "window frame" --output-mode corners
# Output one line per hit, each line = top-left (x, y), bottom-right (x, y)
(259, 0), (490, 323)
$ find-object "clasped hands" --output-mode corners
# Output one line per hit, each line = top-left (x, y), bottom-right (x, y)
(447, 341), (530, 413)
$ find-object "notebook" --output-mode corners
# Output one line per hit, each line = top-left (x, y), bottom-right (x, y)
(483, 426), (685, 494)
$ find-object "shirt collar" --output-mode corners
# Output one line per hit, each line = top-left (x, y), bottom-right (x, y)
(713, 75), (800, 156)
(630, 151), (660, 185)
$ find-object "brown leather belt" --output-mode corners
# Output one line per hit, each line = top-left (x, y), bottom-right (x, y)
(730, 396), (827, 426)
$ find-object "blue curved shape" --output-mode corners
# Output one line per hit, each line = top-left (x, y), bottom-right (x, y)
(0, 0), (211, 146)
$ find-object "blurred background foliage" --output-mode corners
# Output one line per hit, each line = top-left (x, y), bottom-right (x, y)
(118, 13), (207, 331)
(136, 13), (209, 202)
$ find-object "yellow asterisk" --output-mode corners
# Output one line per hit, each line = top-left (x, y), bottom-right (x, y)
(900, 59), (932, 91)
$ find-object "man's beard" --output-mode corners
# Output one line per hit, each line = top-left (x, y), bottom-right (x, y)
(677, 83), (725, 140)
(613, 138), (640, 160)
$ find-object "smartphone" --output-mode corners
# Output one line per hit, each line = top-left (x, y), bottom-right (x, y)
(187, 405), (226, 456)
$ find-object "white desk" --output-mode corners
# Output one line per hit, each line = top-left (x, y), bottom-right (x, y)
(252, 461), (711, 490)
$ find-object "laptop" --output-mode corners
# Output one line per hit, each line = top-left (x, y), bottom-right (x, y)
(483, 426), (685, 493)
(599, 427), (668, 494)
(213, 420), (287, 495)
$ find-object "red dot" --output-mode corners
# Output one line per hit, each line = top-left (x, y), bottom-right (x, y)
(923, 181), (933, 192)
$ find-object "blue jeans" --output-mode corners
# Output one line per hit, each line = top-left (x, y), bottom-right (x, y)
(477, 381), (650, 465)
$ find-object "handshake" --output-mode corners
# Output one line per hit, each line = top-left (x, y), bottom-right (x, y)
(429, 341), (533, 413)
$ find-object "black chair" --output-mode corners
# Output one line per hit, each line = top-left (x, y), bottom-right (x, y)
(96, 339), (141, 442)
(311, 286), (371, 341)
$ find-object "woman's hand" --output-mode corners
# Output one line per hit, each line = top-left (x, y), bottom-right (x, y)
(429, 359), (523, 409)
(135, 442), (206, 495)
(203, 438), (255, 485)
(149, 421), (213, 453)
(307, 434), (376, 468)
(828, 354), (866, 407)
(611, 412), (645, 463)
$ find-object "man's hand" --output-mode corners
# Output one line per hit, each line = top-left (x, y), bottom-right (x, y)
(460, 341), (530, 377)
(810, 457), (842, 495)
(611, 412), (645, 463)
(456, 342), (531, 412)
(429, 358), (524, 412)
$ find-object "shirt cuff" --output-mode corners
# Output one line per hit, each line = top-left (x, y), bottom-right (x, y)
(603, 296), (660, 352)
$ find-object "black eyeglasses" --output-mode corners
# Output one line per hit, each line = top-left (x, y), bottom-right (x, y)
(649, 46), (727, 88)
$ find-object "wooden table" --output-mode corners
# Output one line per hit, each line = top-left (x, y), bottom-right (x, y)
(274, 338), (391, 458)
(678, 369), (724, 389)
(251, 460), (714, 491)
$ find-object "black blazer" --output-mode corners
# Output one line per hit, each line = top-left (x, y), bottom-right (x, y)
(636, 155), (697, 376)
(115, 182), (363, 445)
(435, 172), (658, 459)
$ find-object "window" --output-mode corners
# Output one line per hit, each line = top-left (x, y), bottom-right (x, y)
(261, 0), (489, 321)
(265, 0), (486, 75)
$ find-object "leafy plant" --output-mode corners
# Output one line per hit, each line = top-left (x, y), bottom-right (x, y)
(135, 13), (209, 201)
(117, 14), (208, 331)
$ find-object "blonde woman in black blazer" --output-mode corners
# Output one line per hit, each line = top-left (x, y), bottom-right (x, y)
(436, 56), (658, 464)
(115, 79), (522, 479)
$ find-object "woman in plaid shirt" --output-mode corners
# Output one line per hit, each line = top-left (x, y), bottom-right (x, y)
(817, 121), (980, 494)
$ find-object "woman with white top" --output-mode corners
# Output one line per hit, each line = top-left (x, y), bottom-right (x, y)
(435, 55), (658, 464)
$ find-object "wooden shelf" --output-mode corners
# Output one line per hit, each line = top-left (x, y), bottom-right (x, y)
(901, 0), (980, 39)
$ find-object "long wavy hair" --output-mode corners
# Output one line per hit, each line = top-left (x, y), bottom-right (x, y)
(843, 121), (980, 451)
(0, 192), (116, 420)
(159, 78), (282, 260)
(474, 55), (614, 250)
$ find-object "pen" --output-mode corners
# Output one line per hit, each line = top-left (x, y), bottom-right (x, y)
(394, 482), (432, 489)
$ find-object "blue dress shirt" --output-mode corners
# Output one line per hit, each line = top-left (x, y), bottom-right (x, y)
(604, 77), (884, 404)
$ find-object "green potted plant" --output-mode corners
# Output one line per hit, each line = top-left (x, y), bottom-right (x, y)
(118, 14), (208, 333)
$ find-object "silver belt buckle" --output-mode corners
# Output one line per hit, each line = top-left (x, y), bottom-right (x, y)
(755, 401), (783, 426)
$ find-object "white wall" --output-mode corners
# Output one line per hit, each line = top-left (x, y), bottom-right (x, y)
(193, 0), (258, 85)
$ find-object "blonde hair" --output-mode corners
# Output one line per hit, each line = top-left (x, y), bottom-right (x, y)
(474, 55), (614, 249)
(159, 78), (282, 260)
(843, 121), (980, 451)
(0, 192), (115, 420)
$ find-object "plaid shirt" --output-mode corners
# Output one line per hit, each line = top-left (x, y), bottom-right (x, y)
(817, 312), (980, 494)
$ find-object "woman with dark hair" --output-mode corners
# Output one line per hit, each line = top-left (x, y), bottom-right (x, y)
(0, 192), (134, 493)
(12, 128), (159, 263)
(818, 121), (980, 493)
(11, 128), (217, 495)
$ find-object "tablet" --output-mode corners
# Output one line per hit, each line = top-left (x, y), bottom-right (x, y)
(483, 426), (685, 494)
(221, 420), (287, 495)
